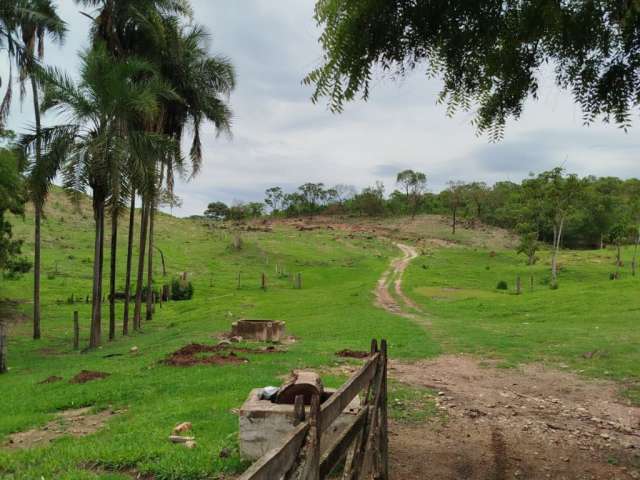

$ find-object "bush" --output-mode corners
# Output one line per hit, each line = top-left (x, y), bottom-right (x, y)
(496, 280), (508, 290)
(3, 257), (32, 279)
(171, 278), (194, 301)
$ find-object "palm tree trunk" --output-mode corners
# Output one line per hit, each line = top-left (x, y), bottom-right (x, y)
(90, 199), (104, 348)
(108, 208), (118, 341)
(146, 201), (155, 321)
(123, 191), (135, 335)
(33, 202), (42, 340)
(98, 202), (105, 323)
(146, 164), (164, 321)
(133, 198), (149, 330)
(31, 76), (42, 340)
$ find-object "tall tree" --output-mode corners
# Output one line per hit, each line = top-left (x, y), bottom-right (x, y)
(137, 17), (235, 324)
(533, 168), (585, 288)
(305, 1), (640, 138)
(0, 133), (28, 275)
(19, 0), (65, 340)
(23, 44), (170, 347)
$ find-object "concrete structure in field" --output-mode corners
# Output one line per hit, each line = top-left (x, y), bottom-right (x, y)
(238, 387), (360, 460)
(231, 319), (286, 342)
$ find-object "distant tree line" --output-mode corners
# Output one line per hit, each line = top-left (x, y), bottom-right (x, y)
(204, 168), (640, 254)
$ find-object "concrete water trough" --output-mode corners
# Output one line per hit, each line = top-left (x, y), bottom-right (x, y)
(231, 319), (286, 342)
(238, 387), (360, 460)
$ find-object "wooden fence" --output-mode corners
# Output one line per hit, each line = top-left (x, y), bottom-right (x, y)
(239, 338), (388, 480)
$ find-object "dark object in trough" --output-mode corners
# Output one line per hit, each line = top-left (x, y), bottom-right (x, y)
(231, 319), (285, 342)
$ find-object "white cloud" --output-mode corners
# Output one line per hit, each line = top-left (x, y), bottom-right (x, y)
(4, 0), (639, 216)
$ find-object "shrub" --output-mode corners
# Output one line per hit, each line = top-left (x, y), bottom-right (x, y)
(496, 280), (508, 290)
(171, 278), (194, 301)
(3, 257), (32, 279)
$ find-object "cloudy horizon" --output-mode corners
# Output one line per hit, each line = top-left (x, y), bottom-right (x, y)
(5, 0), (640, 217)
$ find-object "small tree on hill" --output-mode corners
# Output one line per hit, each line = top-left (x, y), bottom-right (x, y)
(516, 229), (539, 266)
(535, 168), (585, 288)
(264, 186), (284, 214)
(204, 201), (229, 221)
(396, 169), (427, 220)
(443, 181), (466, 235)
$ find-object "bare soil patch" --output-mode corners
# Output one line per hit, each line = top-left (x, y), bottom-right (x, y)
(70, 370), (110, 384)
(389, 356), (640, 479)
(163, 343), (259, 367)
(3, 407), (118, 450)
(336, 349), (369, 359)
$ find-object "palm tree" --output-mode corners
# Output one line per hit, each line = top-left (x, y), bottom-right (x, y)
(137, 18), (235, 324)
(75, 0), (192, 332)
(18, 0), (65, 340)
(23, 43), (172, 347)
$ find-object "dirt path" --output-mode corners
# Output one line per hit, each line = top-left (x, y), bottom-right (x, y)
(376, 244), (640, 479)
(374, 243), (425, 321)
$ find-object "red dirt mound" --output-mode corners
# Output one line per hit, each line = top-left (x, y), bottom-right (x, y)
(164, 343), (248, 367)
(336, 349), (370, 359)
(69, 370), (110, 384)
(39, 375), (63, 384)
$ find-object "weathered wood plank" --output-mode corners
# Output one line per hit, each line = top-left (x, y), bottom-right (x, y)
(237, 423), (309, 480)
(380, 339), (389, 480)
(320, 407), (368, 478)
(320, 353), (380, 431)
(301, 394), (321, 480)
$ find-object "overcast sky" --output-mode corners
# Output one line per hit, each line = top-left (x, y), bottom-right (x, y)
(5, 0), (640, 216)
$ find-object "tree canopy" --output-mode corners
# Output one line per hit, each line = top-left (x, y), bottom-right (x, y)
(305, 0), (640, 139)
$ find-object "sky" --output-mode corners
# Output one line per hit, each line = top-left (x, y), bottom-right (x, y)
(5, 0), (640, 216)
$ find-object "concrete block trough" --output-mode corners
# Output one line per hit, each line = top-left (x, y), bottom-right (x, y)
(238, 388), (360, 460)
(231, 319), (285, 342)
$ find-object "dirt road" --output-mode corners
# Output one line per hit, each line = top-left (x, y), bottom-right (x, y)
(377, 244), (640, 480)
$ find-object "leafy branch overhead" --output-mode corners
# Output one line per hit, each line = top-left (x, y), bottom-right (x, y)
(304, 0), (640, 139)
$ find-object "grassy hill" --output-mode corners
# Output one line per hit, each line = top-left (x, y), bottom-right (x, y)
(1, 188), (639, 479)
(0, 188), (435, 479)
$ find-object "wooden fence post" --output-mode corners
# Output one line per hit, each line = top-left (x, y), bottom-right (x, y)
(302, 394), (321, 480)
(294, 273), (302, 289)
(261, 273), (267, 290)
(294, 394), (306, 425)
(530, 274), (534, 292)
(380, 339), (389, 480)
(516, 275), (521, 295)
(73, 311), (79, 350)
(0, 321), (7, 374)
(237, 272), (241, 289)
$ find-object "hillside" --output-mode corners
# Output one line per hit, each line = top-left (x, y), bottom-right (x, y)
(0, 188), (434, 479)
(2, 188), (640, 479)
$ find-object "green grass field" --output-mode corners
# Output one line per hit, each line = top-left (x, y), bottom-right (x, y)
(1, 190), (639, 479)
(403, 243), (640, 395)
(0, 190), (436, 479)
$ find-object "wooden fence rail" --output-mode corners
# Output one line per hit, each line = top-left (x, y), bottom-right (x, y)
(239, 339), (388, 480)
